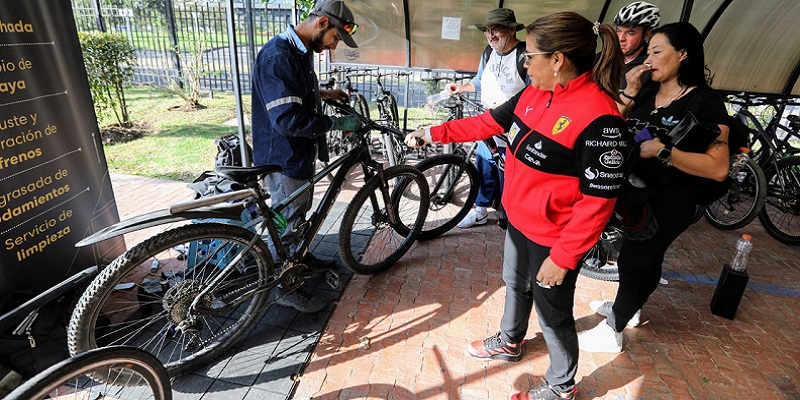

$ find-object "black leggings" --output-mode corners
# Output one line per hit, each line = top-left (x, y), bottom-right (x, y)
(608, 185), (697, 332)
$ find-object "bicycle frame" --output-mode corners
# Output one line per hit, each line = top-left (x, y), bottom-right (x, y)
(77, 105), (403, 312)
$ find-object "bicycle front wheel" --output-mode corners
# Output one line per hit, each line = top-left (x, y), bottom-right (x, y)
(758, 156), (800, 245)
(339, 165), (429, 274)
(69, 223), (274, 378)
(397, 153), (479, 240)
(705, 156), (767, 230)
(5, 346), (171, 400)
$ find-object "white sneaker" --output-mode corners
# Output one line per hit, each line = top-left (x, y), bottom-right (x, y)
(578, 320), (623, 353)
(457, 209), (488, 228)
(589, 301), (642, 327)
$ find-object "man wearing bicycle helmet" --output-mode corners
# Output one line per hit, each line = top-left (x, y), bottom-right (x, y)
(614, 1), (660, 91)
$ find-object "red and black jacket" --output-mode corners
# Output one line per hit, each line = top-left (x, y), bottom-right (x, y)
(431, 72), (629, 269)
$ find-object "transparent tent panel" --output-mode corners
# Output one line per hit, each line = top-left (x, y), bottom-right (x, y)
(331, 0), (800, 96)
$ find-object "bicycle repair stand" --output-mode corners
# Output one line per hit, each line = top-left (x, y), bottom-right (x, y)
(710, 264), (749, 320)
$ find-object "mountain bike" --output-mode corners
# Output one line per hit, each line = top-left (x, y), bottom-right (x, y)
(346, 69), (412, 166)
(702, 148), (767, 230)
(4, 346), (171, 400)
(67, 100), (430, 378)
(397, 82), (514, 240)
(728, 93), (800, 244)
(729, 93), (800, 168)
(319, 66), (375, 163)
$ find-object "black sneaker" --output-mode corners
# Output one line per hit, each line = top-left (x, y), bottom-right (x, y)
(466, 332), (523, 362)
(510, 381), (577, 400)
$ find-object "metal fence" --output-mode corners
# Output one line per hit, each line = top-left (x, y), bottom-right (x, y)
(70, 0), (474, 108)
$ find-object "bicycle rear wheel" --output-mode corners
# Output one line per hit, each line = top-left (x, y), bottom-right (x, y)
(705, 156), (767, 230)
(69, 223), (274, 378)
(5, 346), (171, 400)
(758, 156), (800, 245)
(339, 165), (429, 274)
(578, 227), (622, 281)
(396, 153), (479, 240)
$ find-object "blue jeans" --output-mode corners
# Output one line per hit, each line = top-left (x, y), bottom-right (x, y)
(475, 142), (505, 209)
(264, 173), (313, 261)
(499, 223), (580, 392)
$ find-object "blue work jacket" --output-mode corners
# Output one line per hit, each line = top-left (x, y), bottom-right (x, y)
(251, 27), (334, 179)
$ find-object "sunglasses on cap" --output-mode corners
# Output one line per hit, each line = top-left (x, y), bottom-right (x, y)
(319, 12), (359, 35)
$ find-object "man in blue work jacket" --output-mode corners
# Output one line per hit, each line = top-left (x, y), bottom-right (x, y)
(251, 0), (361, 313)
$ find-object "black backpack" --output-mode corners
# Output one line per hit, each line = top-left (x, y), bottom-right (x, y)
(215, 134), (253, 168)
(482, 41), (528, 82)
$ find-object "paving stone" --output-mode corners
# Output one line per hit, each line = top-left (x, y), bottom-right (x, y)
(111, 173), (800, 400)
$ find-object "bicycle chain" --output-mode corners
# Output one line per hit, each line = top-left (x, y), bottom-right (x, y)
(192, 263), (330, 349)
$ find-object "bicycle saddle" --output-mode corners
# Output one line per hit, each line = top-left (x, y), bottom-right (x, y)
(216, 165), (282, 184)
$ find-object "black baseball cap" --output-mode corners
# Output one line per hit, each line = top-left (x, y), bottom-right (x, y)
(311, 0), (358, 48)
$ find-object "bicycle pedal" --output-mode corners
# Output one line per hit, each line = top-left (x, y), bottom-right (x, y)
(326, 269), (340, 290)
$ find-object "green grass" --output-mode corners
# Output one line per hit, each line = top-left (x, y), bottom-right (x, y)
(101, 86), (450, 182)
(101, 87), (250, 182)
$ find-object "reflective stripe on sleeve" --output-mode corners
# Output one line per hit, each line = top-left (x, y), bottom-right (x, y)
(265, 96), (302, 111)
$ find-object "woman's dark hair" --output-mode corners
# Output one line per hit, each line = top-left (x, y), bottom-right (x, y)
(652, 22), (711, 87)
(526, 12), (624, 101)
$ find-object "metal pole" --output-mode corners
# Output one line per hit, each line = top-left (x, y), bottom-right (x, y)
(164, 0), (183, 89)
(245, 0), (256, 66)
(227, 0), (250, 166)
(92, 0), (106, 31)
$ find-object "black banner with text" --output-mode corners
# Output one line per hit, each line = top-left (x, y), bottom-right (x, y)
(0, 0), (123, 305)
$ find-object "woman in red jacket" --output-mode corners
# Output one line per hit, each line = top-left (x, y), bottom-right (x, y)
(406, 11), (627, 400)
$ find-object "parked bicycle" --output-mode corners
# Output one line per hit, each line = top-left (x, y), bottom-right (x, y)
(67, 100), (430, 378)
(346, 69), (412, 166)
(728, 93), (800, 244)
(0, 266), (98, 380)
(4, 346), (171, 400)
(398, 79), (514, 240)
(702, 147), (766, 230)
(319, 66), (375, 163)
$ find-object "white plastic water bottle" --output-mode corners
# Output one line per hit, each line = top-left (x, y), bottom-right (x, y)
(426, 90), (450, 107)
(729, 234), (752, 272)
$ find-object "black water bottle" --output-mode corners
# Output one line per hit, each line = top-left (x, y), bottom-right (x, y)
(710, 234), (752, 320)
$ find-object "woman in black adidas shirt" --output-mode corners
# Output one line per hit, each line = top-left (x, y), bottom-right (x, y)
(580, 22), (731, 353)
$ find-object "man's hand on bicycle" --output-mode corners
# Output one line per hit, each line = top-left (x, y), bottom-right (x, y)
(332, 114), (363, 132)
(446, 83), (462, 95)
(320, 89), (349, 102)
(405, 128), (433, 148)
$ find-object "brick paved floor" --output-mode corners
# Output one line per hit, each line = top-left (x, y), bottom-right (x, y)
(110, 173), (800, 400)
(292, 214), (800, 400)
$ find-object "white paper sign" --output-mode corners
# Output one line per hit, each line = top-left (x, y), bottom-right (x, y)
(441, 16), (461, 41)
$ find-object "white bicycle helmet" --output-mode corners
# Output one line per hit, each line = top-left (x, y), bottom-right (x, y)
(614, 1), (661, 28)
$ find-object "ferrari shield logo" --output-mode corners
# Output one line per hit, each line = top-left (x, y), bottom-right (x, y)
(552, 116), (571, 135)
